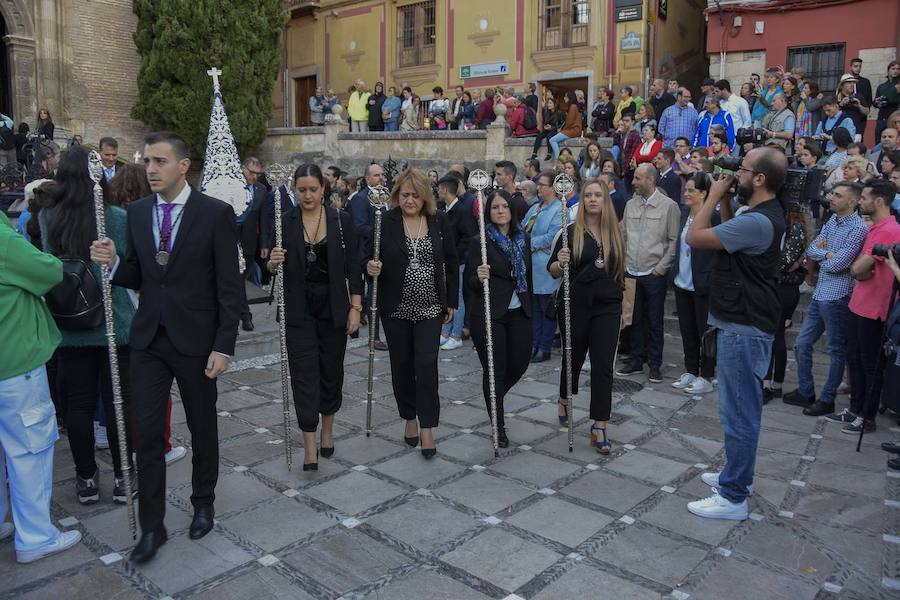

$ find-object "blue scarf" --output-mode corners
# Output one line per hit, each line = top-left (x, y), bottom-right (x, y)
(487, 223), (528, 294)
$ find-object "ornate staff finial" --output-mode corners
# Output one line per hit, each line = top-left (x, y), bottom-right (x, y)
(207, 67), (223, 92)
(368, 184), (390, 209)
(265, 163), (293, 190)
(468, 169), (491, 192)
(553, 173), (575, 197)
(88, 150), (103, 184)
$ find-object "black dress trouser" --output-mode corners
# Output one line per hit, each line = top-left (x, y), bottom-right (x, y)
(847, 312), (885, 420)
(674, 287), (716, 379)
(381, 315), (443, 428)
(559, 301), (622, 422)
(766, 283), (801, 383)
(130, 329), (219, 534)
(470, 307), (533, 428)
(286, 316), (348, 432)
(57, 346), (132, 479)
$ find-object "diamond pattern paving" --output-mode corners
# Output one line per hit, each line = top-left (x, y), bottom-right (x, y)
(6, 307), (900, 600)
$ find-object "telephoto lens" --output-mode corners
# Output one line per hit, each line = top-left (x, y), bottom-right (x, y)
(872, 243), (900, 260)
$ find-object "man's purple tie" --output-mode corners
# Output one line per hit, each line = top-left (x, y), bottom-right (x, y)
(159, 203), (176, 252)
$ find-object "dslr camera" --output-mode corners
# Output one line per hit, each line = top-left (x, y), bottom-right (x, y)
(711, 156), (742, 173)
(735, 127), (766, 146)
(874, 95), (889, 109)
(873, 243), (900, 262)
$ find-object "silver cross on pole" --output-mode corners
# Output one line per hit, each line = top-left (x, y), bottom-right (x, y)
(207, 67), (223, 92)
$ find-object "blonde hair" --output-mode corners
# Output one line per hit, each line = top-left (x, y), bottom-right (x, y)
(571, 178), (625, 287)
(843, 155), (868, 179)
(390, 168), (436, 216)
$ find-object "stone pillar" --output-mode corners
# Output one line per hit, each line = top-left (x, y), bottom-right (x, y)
(323, 117), (341, 159)
(3, 34), (37, 124)
(486, 122), (507, 162)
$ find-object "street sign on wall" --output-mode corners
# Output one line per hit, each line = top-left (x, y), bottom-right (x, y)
(460, 61), (509, 79)
(620, 32), (642, 52)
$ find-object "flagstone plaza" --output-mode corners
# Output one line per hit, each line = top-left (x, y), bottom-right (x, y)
(3, 304), (900, 600)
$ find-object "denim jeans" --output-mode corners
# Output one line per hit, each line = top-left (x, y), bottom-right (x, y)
(442, 268), (466, 338)
(0, 366), (62, 552)
(716, 329), (773, 503)
(384, 120), (399, 131)
(793, 297), (849, 404)
(532, 294), (557, 353)
(549, 132), (571, 158)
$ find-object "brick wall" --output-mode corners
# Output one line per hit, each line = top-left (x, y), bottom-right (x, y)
(62, 0), (149, 157)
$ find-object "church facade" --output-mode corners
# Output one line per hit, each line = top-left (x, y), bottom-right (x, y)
(0, 0), (148, 154)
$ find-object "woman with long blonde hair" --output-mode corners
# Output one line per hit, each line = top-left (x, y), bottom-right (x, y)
(548, 178), (625, 453)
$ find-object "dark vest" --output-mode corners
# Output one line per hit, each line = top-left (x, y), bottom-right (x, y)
(709, 199), (786, 335)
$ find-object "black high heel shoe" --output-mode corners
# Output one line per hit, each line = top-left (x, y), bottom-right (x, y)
(320, 446), (335, 458)
(303, 451), (319, 471)
(421, 448), (437, 459)
(404, 435), (419, 447)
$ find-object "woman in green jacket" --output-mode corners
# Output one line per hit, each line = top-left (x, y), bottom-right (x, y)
(38, 146), (135, 507)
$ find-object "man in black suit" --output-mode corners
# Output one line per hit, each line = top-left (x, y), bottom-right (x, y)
(348, 163), (387, 349)
(236, 157), (267, 331)
(850, 58), (873, 135)
(437, 175), (477, 348)
(654, 148), (682, 203)
(99, 137), (121, 184)
(649, 78), (675, 119)
(90, 131), (242, 564)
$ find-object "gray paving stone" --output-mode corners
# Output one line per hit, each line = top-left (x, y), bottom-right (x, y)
(535, 431), (607, 462)
(282, 528), (408, 594)
(135, 531), (255, 594)
(360, 568), (492, 599)
(189, 568), (318, 600)
(687, 556), (821, 599)
(373, 452), (465, 487)
(754, 449), (803, 481)
(214, 415), (259, 440)
(531, 563), (660, 599)
(0, 538), (95, 590)
(738, 521), (836, 581)
(490, 452), (582, 487)
(253, 452), (347, 487)
(230, 404), (286, 429)
(792, 487), (885, 532)
(334, 401), (400, 429)
(304, 471), (405, 515)
(477, 417), (558, 444)
(630, 389), (690, 410)
(606, 419), (654, 444)
(804, 521), (883, 578)
(329, 433), (405, 465)
(603, 450), (692, 486)
(174, 471), (278, 515)
(751, 475), (791, 507)
(507, 497), (614, 548)
(219, 496), (337, 551)
(80, 499), (192, 551)
(437, 434), (498, 463)
(560, 470), (657, 513)
(220, 431), (289, 466)
(366, 495), (481, 553)
(441, 527), (562, 591)
(638, 494), (738, 546)
(216, 388), (273, 412)
(807, 460), (885, 499)
(14, 563), (144, 600)
(638, 432), (723, 463)
(757, 429), (813, 455)
(671, 415), (725, 440)
(515, 380), (563, 399)
(440, 403), (491, 428)
(599, 524), (708, 587)
(435, 472), (534, 515)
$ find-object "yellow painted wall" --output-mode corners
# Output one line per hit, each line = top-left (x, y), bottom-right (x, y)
(652, 0), (708, 90)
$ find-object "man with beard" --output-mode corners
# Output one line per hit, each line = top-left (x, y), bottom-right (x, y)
(685, 147), (787, 520)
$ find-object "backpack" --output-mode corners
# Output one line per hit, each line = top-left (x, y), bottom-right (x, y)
(523, 106), (537, 130)
(45, 258), (105, 330)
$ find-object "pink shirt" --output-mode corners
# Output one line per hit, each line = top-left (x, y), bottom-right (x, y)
(848, 217), (900, 321)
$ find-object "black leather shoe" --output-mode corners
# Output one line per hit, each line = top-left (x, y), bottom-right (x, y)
(803, 401), (835, 417)
(189, 506), (215, 540)
(883, 442), (900, 455)
(404, 435), (419, 447)
(374, 339), (388, 351)
(130, 528), (167, 563)
(890, 457), (900, 471)
(241, 315), (254, 332)
(320, 446), (335, 458)
(421, 448), (437, 459)
(783, 389), (815, 407)
(497, 428), (509, 449)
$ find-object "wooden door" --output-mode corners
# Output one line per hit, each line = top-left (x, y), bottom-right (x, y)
(294, 76), (317, 126)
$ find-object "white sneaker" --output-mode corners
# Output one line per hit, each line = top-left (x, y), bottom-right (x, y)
(16, 530), (82, 564)
(687, 490), (748, 521)
(683, 377), (713, 395)
(0, 522), (14, 542)
(672, 373), (696, 389)
(439, 335), (449, 346)
(94, 421), (109, 450)
(701, 472), (753, 494)
(165, 446), (187, 465)
(441, 338), (463, 350)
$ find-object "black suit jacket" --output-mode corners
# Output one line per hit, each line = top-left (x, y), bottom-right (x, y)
(112, 188), (243, 356)
(657, 170), (683, 204)
(238, 183), (266, 261)
(446, 196), (477, 264)
(282, 206), (363, 330)
(261, 184), (297, 250)
(465, 235), (532, 319)
(673, 207), (719, 295)
(349, 187), (376, 261)
(365, 207), (458, 317)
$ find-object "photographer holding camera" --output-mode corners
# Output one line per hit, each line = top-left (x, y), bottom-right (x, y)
(874, 61), (900, 140)
(837, 180), (900, 434)
(685, 147), (787, 520)
(837, 74), (870, 137)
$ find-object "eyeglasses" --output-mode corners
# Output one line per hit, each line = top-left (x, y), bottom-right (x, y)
(538, 182), (553, 188)
(735, 166), (762, 176)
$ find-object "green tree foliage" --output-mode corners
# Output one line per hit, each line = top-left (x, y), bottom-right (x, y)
(131, 0), (287, 160)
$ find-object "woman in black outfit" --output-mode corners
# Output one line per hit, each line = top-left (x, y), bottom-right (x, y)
(763, 204), (807, 403)
(467, 190), (533, 448)
(366, 168), (458, 458)
(591, 88), (616, 135)
(267, 164), (363, 470)
(532, 97), (565, 161)
(36, 108), (54, 140)
(548, 179), (625, 454)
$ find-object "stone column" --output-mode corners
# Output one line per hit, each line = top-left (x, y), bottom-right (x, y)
(486, 122), (507, 162)
(3, 34), (37, 124)
(323, 116), (342, 160)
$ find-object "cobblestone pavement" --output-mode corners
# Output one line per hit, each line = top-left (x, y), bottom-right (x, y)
(3, 302), (900, 600)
